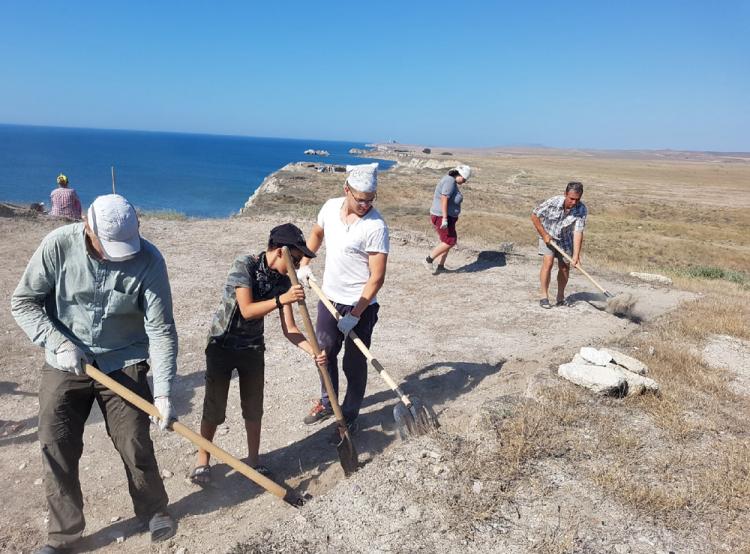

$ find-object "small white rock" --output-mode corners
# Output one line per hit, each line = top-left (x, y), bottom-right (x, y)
(115, 535), (125, 544)
(161, 469), (173, 479)
(472, 481), (483, 494)
(34, 478), (43, 486)
(176, 548), (187, 554)
(110, 516), (121, 523)
(18, 462), (26, 470)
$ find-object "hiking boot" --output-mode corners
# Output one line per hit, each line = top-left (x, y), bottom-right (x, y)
(303, 400), (333, 425)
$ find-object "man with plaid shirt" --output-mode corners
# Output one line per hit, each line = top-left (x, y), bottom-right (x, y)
(530, 182), (587, 309)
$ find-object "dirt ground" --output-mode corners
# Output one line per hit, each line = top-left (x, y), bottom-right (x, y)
(0, 209), (695, 553)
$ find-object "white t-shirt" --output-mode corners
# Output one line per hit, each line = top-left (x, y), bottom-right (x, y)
(317, 197), (390, 305)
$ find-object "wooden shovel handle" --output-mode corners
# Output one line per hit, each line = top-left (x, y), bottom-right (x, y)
(282, 248), (348, 428)
(84, 364), (288, 501)
(306, 276), (413, 409)
(548, 240), (612, 296)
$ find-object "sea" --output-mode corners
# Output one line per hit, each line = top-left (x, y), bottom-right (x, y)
(0, 124), (394, 217)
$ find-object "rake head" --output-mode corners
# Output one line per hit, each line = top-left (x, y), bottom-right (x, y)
(394, 396), (439, 439)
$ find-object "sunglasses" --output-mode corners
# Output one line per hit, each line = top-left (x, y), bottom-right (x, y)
(289, 252), (303, 268)
(348, 188), (377, 206)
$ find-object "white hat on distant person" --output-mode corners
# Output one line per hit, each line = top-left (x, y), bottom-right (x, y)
(87, 194), (141, 261)
(455, 165), (472, 180)
(346, 162), (378, 193)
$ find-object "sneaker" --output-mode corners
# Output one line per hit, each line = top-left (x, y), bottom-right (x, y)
(435, 265), (447, 274)
(303, 400), (333, 425)
(422, 257), (435, 273)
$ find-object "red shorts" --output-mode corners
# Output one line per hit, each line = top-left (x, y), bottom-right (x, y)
(431, 215), (458, 246)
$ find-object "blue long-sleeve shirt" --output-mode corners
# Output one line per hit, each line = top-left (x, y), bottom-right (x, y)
(11, 223), (178, 397)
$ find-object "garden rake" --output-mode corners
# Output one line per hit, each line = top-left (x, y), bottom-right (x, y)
(306, 276), (439, 439)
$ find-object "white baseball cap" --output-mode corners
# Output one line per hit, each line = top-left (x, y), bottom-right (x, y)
(346, 162), (378, 192)
(455, 165), (472, 180)
(87, 194), (141, 261)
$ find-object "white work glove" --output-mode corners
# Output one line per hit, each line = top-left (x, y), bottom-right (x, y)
(337, 313), (360, 336)
(440, 218), (449, 230)
(296, 265), (313, 285)
(150, 396), (175, 432)
(55, 341), (86, 376)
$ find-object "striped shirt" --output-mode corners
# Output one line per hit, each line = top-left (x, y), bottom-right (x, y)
(533, 195), (587, 253)
(49, 187), (82, 220)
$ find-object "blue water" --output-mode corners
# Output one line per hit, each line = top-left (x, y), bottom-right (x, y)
(0, 124), (393, 217)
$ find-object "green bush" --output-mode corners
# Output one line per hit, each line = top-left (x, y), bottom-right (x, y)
(682, 266), (748, 285)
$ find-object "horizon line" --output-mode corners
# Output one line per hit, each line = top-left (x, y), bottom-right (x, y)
(1, 121), (748, 157)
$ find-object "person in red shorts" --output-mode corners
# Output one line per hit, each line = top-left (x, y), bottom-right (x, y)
(423, 165), (471, 274)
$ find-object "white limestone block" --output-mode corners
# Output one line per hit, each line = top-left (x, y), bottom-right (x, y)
(558, 362), (628, 396)
(604, 348), (649, 375)
(629, 272), (673, 285)
(609, 365), (659, 395)
(579, 347), (613, 366)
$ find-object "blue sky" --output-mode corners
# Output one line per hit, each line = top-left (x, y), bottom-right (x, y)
(2, 1), (748, 151)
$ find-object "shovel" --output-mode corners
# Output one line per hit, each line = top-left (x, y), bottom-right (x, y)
(306, 276), (439, 439)
(548, 240), (636, 316)
(84, 364), (305, 507)
(282, 247), (359, 476)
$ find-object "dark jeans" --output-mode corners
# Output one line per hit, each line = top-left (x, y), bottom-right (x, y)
(37, 361), (168, 547)
(316, 301), (379, 423)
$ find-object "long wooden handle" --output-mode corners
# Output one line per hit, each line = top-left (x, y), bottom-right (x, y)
(84, 364), (288, 500)
(307, 277), (413, 409)
(548, 240), (612, 297)
(282, 249), (348, 427)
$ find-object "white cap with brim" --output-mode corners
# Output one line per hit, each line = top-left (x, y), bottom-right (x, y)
(87, 194), (141, 261)
(456, 165), (472, 180)
(346, 162), (378, 193)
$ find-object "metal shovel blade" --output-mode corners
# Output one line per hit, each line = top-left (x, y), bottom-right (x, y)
(333, 426), (359, 476)
(394, 396), (439, 439)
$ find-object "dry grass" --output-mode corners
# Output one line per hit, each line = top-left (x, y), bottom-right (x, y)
(430, 288), (750, 550)
(241, 150), (750, 550)
(242, 150), (750, 282)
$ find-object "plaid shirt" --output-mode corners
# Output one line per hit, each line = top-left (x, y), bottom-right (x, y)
(533, 195), (587, 254)
(49, 187), (82, 220)
(207, 252), (291, 349)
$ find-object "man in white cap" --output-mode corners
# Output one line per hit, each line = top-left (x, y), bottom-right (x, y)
(297, 163), (389, 434)
(12, 194), (178, 553)
(423, 165), (471, 274)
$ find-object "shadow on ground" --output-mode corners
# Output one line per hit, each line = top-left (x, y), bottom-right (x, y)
(449, 251), (507, 273)
(77, 359), (504, 550)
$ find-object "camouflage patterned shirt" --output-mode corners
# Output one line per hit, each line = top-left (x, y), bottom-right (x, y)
(207, 252), (291, 349)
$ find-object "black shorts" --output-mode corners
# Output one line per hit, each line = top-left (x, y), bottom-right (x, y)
(201, 342), (265, 424)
